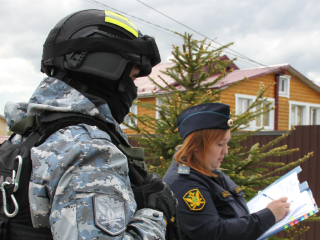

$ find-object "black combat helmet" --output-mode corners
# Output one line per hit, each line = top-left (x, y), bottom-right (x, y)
(41, 9), (161, 123)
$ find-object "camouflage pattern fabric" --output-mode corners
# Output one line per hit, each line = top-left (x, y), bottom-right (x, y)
(4, 77), (166, 240)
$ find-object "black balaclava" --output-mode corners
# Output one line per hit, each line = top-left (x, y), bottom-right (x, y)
(66, 62), (137, 124)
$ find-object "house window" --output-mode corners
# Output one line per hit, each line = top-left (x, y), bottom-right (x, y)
(156, 98), (163, 119)
(256, 103), (271, 128)
(156, 97), (165, 119)
(235, 94), (275, 130)
(310, 108), (320, 125)
(237, 98), (252, 115)
(291, 105), (305, 126)
(278, 75), (290, 98)
(289, 101), (320, 128)
(121, 104), (138, 129)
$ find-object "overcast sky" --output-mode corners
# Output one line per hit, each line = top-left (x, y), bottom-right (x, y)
(0, 0), (319, 115)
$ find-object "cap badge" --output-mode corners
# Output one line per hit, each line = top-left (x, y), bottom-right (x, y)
(227, 119), (233, 127)
(183, 189), (206, 211)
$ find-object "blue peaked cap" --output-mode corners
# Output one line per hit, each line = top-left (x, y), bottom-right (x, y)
(177, 103), (232, 140)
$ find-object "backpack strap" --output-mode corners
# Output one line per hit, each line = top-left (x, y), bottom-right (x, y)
(10, 112), (148, 186)
(10, 113), (128, 148)
(9, 116), (40, 136)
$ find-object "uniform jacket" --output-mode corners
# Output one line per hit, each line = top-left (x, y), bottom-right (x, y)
(163, 161), (275, 240)
(4, 77), (166, 240)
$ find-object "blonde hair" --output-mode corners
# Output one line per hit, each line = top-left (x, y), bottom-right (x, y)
(175, 129), (228, 177)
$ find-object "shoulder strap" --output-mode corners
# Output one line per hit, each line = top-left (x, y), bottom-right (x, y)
(10, 115), (40, 135)
(10, 112), (129, 148)
(10, 112), (148, 187)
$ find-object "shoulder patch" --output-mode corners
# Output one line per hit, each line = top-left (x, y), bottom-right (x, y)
(178, 164), (190, 175)
(221, 191), (231, 198)
(183, 189), (206, 211)
(94, 195), (126, 236)
(234, 186), (242, 193)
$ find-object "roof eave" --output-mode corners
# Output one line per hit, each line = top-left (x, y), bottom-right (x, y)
(286, 65), (320, 94)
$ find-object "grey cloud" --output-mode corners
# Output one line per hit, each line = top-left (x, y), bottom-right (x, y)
(0, 0), (319, 115)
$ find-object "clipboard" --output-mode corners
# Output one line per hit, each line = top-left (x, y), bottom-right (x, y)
(246, 166), (318, 240)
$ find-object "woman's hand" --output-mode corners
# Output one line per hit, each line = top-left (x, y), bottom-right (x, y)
(267, 197), (290, 222)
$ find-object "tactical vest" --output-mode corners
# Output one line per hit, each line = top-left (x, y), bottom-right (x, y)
(0, 112), (147, 240)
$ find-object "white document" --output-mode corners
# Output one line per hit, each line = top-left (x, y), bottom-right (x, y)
(247, 172), (300, 214)
(257, 190), (315, 240)
(246, 171), (316, 240)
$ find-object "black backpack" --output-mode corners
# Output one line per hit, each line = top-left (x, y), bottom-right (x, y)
(0, 112), (147, 240)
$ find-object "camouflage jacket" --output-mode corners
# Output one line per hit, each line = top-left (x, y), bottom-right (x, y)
(5, 77), (166, 240)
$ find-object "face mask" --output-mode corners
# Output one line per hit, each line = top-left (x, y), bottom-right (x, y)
(65, 63), (138, 124)
(109, 74), (138, 123)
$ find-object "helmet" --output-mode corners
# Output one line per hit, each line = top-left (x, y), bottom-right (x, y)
(41, 10), (161, 124)
(41, 9), (160, 80)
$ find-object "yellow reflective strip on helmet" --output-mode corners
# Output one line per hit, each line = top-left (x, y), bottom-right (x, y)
(105, 11), (138, 38)
(105, 11), (131, 24)
(105, 18), (138, 38)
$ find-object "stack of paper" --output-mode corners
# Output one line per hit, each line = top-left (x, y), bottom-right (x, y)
(246, 166), (317, 240)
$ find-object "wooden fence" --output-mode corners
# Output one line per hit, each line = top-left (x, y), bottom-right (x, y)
(129, 125), (320, 240)
(238, 125), (320, 240)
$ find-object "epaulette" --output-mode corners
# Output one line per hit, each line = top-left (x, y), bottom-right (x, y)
(178, 164), (190, 175)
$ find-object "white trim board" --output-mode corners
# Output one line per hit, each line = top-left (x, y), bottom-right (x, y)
(235, 93), (275, 130)
(288, 100), (320, 128)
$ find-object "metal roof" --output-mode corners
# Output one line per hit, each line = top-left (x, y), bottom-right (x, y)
(0, 136), (9, 144)
(135, 63), (320, 95)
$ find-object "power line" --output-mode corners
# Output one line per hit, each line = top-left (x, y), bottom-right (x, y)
(84, 0), (265, 67)
(84, 0), (281, 72)
(85, 0), (182, 40)
(85, 0), (173, 33)
(135, 0), (283, 72)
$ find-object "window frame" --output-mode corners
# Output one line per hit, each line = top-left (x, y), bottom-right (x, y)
(121, 103), (138, 129)
(278, 75), (291, 98)
(289, 101), (320, 127)
(310, 107), (320, 125)
(156, 97), (164, 119)
(235, 93), (275, 130)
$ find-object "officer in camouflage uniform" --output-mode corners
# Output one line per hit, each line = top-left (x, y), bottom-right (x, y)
(4, 9), (175, 240)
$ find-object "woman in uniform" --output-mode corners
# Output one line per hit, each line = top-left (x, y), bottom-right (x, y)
(163, 102), (290, 240)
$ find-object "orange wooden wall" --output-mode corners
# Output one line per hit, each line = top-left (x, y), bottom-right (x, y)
(278, 74), (320, 130)
(123, 97), (156, 135)
(0, 118), (6, 135)
(220, 73), (275, 113)
(124, 72), (320, 135)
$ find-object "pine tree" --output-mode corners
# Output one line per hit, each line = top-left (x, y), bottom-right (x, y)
(123, 32), (320, 239)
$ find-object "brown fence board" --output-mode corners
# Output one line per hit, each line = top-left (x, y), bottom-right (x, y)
(236, 126), (319, 240)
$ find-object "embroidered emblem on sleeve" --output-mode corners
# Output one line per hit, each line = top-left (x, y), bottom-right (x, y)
(183, 189), (206, 211)
(221, 191), (231, 198)
(94, 195), (126, 236)
(234, 186), (242, 193)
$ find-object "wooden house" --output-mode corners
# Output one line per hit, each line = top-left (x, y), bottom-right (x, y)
(0, 114), (7, 136)
(122, 58), (320, 135)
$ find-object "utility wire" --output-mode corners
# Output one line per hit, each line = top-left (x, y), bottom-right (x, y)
(87, 0), (320, 84)
(136, 0), (257, 62)
(135, 0), (284, 72)
(86, 0), (173, 34)
(85, 0), (266, 67)
(85, 0), (282, 72)
(135, 0), (276, 68)
(85, 0), (260, 67)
